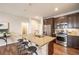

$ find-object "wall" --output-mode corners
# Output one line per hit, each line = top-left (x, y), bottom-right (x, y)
(29, 17), (43, 35)
(0, 13), (29, 35)
(0, 13), (43, 35)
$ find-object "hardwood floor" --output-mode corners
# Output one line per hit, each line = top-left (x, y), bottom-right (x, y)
(0, 43), (79, 55)
(0, 43), (18, 55)
(53, 43), (79, 55)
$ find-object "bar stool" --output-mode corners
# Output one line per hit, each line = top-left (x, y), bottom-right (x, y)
(17, 39), (29, 55)
(22, 41), (38, 55)
(27, 46), (38, 55)
(17, 39), (38, 55)
(25, 40), (38, 55)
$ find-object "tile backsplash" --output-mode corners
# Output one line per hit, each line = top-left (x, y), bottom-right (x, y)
(55, 28), (79, 36)
(67, 29), (79, 36)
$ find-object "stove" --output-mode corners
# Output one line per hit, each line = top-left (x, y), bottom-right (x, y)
(56, 33), (67, 47)
(55, 23), (68, 47)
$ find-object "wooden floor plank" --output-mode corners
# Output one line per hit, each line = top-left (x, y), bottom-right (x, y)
(0, 43), (79, 55)
(53, 43), (79, 55)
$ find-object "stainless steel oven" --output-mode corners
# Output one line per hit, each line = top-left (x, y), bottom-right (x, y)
(56, 33), (67, 47)
(55, 23), (68, 47)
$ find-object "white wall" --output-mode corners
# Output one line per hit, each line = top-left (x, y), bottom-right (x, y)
(0, 13), (29, 35)
(29, 17), (43, 35)
(0, 13), (43, 35)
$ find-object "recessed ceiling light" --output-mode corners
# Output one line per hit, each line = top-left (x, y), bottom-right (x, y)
(54, 8), (58, 11)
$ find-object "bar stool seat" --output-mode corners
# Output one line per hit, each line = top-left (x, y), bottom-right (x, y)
(17, 39), (29, 55)
(27, 46), (38, 55)
(17, 39), (38, 55)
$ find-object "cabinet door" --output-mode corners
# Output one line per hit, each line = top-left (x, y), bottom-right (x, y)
(67, 36), (79, 49)
(59, 16), (67, 23)
(54, 17), (63, 29)
(75, 36), (79, 49)
(43, 19), (47, 25)
(71, 37), (77, 48)
(67, 36), (72, 47)
(77, 38), (79, 48)
(43, 18), (53, 25)
(71, 14), (77, 28)
(54, 18), (58, 29)
(43, 19), (49, 25)
(48, 18), (53, 25)
(67, 15), (73, 28)
(48, 40), (54, 55)
(54, 16), (68, 29)
(75, 13), (79, 28)
(67, 13), (79, 28)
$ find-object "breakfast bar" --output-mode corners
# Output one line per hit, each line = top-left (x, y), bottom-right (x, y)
(23, 34), (56, 55)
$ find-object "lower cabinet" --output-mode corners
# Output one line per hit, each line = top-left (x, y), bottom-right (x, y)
(67, 36), (79, 49)
(48, 40), (55, 55)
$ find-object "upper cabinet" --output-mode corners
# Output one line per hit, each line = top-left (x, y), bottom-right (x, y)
(75, 13), (79, 28)
(54, 13), (79, 29)
(54, 16), (67, 29)
(43, 18), (53, 25)
(67, 13), (79, 28)
(67, 14), (76, 28)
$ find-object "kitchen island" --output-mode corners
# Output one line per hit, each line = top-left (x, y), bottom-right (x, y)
(22, 34), (56, 55)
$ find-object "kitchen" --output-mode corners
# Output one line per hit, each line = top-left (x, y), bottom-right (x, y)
(0, 3), (79, 55)
(43, 12), (79, 54)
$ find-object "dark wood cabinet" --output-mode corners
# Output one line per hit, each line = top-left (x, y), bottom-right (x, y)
(43, 18), (55, 36)
(48, 40), (55, 55)
(54, 13), (79, 49)
(54, 13), (79, 29)
(75, 13), (79, 28)
(67, 14), (78, 28)
(54, 16), (68, 29)
(67, 13), (79, 28)
(67, 36), (79, 49)
(43, 18), (53, 25)
(45, 13), (79, 29)
(45, 13), (79, 50)
(54, 18), (58, 29)
(67, 15), (73, 28)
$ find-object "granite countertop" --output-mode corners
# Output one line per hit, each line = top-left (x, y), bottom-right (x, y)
(23, 34), (56, 47)
(68, 33), (79, 36)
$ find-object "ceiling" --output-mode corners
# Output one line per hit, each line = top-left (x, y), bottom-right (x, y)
(0, 3), (79, 18)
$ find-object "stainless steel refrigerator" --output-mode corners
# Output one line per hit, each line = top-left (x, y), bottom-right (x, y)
(43, 25), (51, 36)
